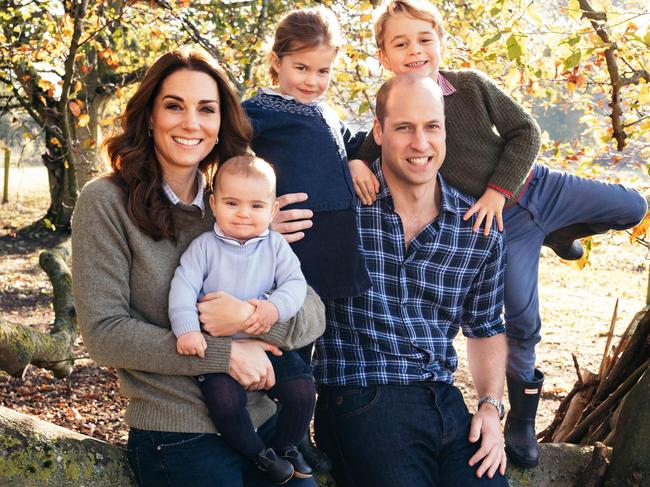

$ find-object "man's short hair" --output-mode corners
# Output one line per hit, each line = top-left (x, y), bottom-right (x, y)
(213, 155), (277, 197)
(375, 73), (444, 127)
(373, 0), (446, 50)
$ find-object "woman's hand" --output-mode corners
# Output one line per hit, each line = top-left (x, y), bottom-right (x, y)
(349, 159), (379, 205)
(272, 193), (313, 243)
(229, 340), (283, 390)
(463, 188), (506, 236)
(198, 291), (255, 336)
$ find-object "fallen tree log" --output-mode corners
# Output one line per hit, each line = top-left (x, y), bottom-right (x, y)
(0, 405), (596, 487)
(0, 240), (76, 379)
(0, 405), (134, 486)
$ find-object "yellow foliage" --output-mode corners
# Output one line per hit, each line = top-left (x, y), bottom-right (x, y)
(630, 211), (650, 244)
(77, 114), (90, 127)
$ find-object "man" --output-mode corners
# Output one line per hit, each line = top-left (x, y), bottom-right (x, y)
(273, 74), (508, 485)
(311, 74), (508, 486)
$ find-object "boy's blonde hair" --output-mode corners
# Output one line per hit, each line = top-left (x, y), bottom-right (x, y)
(214, 155), (277, 198)
(269, 6), (343, 84)
(373, 0), (446, 50)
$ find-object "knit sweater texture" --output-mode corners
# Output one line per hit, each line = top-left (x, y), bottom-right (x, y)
(169, 226), (307, 337)
(71, 177), (325, 433)
(354, 69), (541, 202)
(243, 91), (365, 211)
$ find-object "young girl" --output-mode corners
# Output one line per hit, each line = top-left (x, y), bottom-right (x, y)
(242, 6), (370, 472)
(242, 6), (370, 304)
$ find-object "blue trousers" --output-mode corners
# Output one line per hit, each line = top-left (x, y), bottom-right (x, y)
(503, 164), (647, 381)
(314, 383), (508, 487)
(127, 413), (317, 487)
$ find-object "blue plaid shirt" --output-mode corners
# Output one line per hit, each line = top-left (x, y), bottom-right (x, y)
(313, 160), (506, 386)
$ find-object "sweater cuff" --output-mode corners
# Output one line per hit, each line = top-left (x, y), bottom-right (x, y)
(202, 335), (232, 374)
(486, 183), (512, 199)
(268, 295), (294, 323)
(169, 312), (201, 337)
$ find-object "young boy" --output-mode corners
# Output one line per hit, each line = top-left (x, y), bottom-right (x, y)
(349, 0), (647, 469)
(168, 155), (315, 483)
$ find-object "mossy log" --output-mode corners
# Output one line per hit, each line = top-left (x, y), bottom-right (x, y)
(0, 240), (76, 379)
(0, 405), (135, 486)
(0, 404), (599, 487)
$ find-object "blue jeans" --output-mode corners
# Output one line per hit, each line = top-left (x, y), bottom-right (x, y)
(503, 164), (647, 381)
(127, 413), (317, 487)
(314, 382), (508, 487)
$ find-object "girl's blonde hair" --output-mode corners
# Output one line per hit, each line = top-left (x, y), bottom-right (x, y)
(269, 6), (342, 83)
(373, 0), (446, 50)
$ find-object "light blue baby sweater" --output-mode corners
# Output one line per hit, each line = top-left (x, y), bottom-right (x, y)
(169, 224), (307, 337)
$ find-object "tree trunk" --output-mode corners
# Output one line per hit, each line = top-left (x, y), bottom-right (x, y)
(0, 406), (135, 486)
(42, 153), (75, 231)
(0, 240), (76, 379)
(72, 94), (110, 191)
(604, 368), (650, 486)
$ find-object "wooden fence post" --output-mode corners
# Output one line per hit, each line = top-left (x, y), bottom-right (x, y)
(2, 148), (9, 204)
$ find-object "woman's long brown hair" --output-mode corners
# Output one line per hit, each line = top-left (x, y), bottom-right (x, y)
(105, 47), (252, 241)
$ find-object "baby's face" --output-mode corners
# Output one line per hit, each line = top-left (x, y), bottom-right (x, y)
(210, 172), (278, 243)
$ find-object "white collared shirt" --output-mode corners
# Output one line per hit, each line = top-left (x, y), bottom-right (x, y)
(162, 172), (206, 215)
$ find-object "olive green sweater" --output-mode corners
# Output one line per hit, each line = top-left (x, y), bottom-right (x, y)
(355, 69), (541, 203)
(71, 177), (325, 433)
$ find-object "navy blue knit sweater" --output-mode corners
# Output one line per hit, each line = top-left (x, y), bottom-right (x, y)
(243, 91), (365, 211)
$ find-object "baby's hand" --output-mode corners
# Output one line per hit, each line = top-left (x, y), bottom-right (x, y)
(243, 300), (279, 336)
(463, 188), (506, 236)
(176, 331), (208, 358)
(349, 159), (379, 205)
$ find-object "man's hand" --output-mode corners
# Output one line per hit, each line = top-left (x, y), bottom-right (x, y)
(463, 188), (506, 236)
(176, 331), (208, 358)
(349, 159), (379, 205)
(468, 403), (507, 478)
(272, 193), (313, 243)
(243, 300), (279, 335)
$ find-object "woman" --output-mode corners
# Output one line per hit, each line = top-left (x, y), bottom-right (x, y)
(71, 47), (323, 486)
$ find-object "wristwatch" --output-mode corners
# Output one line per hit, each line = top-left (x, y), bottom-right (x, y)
(478, 396), (505, 420)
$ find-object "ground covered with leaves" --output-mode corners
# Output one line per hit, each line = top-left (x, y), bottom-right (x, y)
(0, 165), (648, 448)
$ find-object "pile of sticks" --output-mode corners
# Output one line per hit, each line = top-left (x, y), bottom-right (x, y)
(538, 300), (650, 445)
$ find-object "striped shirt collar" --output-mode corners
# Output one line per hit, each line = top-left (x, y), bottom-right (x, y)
(212, 222), (270, 247)
(373, 158), (459, 216)
(162, 172), (206, 214)
(438, 73), (456, 96)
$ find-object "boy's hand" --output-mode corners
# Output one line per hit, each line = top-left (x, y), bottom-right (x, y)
(242, 300), (279, 335)
(176, 331), (208, 358)
(463, 188), (506, 236)
(349, 159), (379, 205)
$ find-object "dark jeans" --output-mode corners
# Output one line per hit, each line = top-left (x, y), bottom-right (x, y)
(315, 382), (509, 487)
(127, 413), (318, 487)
